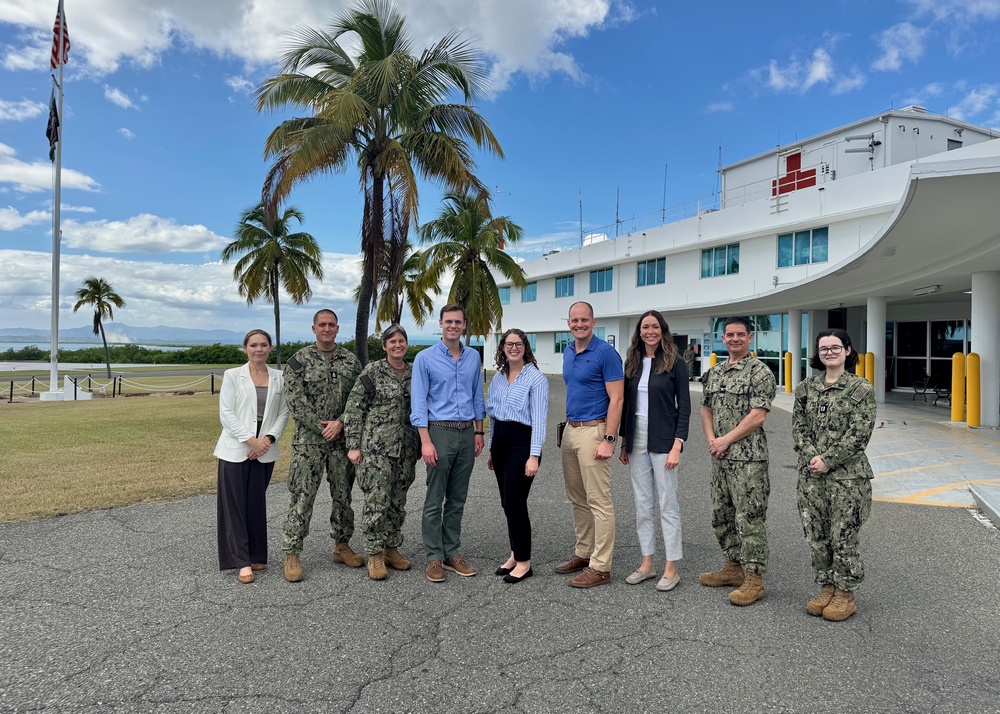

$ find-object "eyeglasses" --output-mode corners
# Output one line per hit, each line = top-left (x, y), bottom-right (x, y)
(818, 345), (845, 355)
(503, 342), (524, 349)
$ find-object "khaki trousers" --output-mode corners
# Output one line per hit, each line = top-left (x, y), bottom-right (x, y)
(560, 422), (615, 571)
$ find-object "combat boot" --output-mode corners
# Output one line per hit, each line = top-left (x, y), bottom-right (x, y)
(382, 547), (411, 571)
(284, 553), (303, 582)
(699, 560), (744, 587)
(822, 588), (857, 621)
(806, 584), (836, 616)
(333, 541), (364, 568)
(729, 572), (765, 606)
(367, 553), (388, 581)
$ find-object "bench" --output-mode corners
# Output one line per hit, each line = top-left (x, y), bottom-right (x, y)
(912, 375), (930, 401)
(933, 385), (951, 407)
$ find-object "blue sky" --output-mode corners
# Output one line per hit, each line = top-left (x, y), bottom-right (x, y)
(1, 0), (998, 342)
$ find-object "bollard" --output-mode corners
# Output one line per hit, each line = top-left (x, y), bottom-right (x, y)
(783, 352), (792, 393)
(8, 380), (12, 403)
(864, 352), (875, 386)
(951, 353), (965, 422)
(31, 376), (35, 394)
(967, 353), (981, 427)
(87, 374), (92, 391)
(118, 375), (123, 397)
(73, 377), (78, 400)
(211, 373), (216, 395)
(709, 353), (718, 368)
(855, 359), (864, 377)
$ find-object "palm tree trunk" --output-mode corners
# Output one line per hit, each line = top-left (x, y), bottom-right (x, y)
(97, 318), (112, 379)
(271, 269), (282, 367)
(356, 176), (386, 367)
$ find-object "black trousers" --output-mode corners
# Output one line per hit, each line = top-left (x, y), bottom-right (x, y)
(217, 458), (274, 570)
(491, 420), (536, 561)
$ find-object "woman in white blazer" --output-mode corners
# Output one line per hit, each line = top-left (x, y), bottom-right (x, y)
(214, 329), (289, 584)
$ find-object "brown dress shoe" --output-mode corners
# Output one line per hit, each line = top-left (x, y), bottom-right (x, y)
(568, 567), (611, 588)
(250, 563), (266, 572)
(426, 560), (446, 583)
(555, 555), (590, 574)
(442, 555), (477, 576)
(237, 571), (255, 584)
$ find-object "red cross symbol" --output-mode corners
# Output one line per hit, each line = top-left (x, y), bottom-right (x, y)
(771, 152), (816, 196)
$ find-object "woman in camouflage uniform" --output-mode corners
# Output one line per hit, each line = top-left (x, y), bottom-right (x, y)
(792, 329), (876, 622)
(345, 325), (421, 581)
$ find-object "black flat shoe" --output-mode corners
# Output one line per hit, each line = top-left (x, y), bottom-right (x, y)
(503, 568), (534, 584)
(495, 565), (514, 576)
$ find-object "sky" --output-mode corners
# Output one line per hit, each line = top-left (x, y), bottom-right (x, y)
(1, 0), (999, 343)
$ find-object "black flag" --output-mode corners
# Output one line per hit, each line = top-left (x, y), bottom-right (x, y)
(45, 87), (59, 162)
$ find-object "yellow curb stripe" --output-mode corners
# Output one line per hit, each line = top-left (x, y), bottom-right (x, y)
(868, 449), (932, 459)
(873, 497), (970, 508)
(873, 462), (958, 477)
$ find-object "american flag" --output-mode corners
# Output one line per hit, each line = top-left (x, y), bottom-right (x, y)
(50, 0), (70, 70)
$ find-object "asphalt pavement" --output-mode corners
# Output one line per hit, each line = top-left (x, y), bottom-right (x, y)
(1, 376), (999, 713)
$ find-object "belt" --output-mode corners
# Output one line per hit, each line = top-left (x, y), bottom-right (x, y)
(567, 418), (606, 428)
(429, 420), (474, 430)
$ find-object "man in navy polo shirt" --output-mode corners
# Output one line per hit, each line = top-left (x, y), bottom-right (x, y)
(556, 301), (624, 588)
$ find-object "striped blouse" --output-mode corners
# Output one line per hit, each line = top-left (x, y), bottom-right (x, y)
(486, 363), (549, 456)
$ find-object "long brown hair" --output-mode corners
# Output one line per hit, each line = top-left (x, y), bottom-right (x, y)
(624, 310), (677, 378)
(494, 328), (538, 375)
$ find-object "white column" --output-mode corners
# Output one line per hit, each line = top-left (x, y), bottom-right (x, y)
(972, 272), (1000, 427)
(806, 310), (828, 377)
(788, 309), (802, 389)
(866, 296), (886, 404)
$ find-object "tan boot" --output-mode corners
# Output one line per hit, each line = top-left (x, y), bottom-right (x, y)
(699, 560), (744, 587)
(822, 588), (857, 621)
(367, 553), (388, 581)
(382, 547), (411, 571)
(729, 572), (765, 606)
(283, 553), (303, 582)
(806, 584), (836, 616)
(333, 541), (364, 568)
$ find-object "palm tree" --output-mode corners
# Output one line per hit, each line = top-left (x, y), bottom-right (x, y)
(253, 0), (502, 365)
(72, 277), (125, 378)
(221, 203), (324, 366)
(356, 243), (438, 331)
(419, 191), (527, 344)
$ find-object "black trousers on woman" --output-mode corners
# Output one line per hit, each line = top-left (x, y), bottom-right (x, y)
(217, 458), (274, 570)
(491, 420), (537, 562)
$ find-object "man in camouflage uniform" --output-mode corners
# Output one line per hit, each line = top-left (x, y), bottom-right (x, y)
(793, 328), (876, 621)
(683, 344), (696, 381)
(344, 325), (421, 581)
(281, 309), (363, 582)
(700, 316), (777, 606)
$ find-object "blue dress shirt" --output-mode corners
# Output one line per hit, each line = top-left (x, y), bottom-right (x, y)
(410, 340), (486, 427)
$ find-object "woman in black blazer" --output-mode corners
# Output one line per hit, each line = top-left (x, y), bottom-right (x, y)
(619, 310), (691, 591)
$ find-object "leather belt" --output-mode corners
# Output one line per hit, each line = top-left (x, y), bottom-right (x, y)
(567, 418), (606, 428)
(429, 420), (474, 430)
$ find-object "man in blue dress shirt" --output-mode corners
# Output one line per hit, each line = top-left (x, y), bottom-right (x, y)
(411, 303), (486, 583)
(556, 301), (624, 588)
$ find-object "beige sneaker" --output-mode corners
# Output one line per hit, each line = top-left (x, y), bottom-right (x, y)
(822, 588), (857, 621)
(382, 547), (411, 571)
(699, 560), (745, 587)
(426, 560), (446, 583)
(333, 541), (364, 568)
(442, 555), (477, 577)
(283, 553), (303, 583)
(806, 584), (836, 616)
(367, 553), (388, 581)
(729, 572), (765, 606)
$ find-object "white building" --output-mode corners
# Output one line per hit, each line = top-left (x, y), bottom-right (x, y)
(493, 106), (1000, 426)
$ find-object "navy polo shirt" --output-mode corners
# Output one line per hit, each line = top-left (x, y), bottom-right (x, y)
(563, 335), (624, 421)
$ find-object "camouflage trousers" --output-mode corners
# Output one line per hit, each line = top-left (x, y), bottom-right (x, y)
(797, 474), (872, 592)
(281, 444), (355, 554)
(710, 460), (770, 574)
(356, 455), (418, 556)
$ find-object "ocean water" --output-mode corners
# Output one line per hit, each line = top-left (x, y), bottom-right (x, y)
(0, 342), (189, 352)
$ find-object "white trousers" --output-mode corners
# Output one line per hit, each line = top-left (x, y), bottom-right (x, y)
(628, 416), (683, 561)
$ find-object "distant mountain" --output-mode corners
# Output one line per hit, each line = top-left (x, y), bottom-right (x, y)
(0, 323), (254, 345)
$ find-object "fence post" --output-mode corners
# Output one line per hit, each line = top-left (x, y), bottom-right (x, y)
(87, 374), (92, 391)
(8, 380), (12, 403)
(118, 375), (123, 397)
(211, 373), (216, 395)
(73, 377), (78, 400)
(31, 376), (35, 394)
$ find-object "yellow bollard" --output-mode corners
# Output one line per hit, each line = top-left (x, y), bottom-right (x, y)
(967, 353), (981, 427)
(784, 352), (793, 393)
(855, 358), (865, 376)
(709, 352), (718, 368)
(864, 352), (875, 386)
(951, 353), (965, 423)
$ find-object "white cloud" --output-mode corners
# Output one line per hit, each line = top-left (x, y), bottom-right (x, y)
(0, 143), (100, 193)
(0, 98), (45, 121)
(832, 71), (866, 95)
(755, 47), (859, 95)
(872, 22), (928, 71)
(118, 127), (136, 140)
(225, 76), (255, 94)
(62, 213), (231, 253)
(61, 203), (96, 213)
(0, 206), (49, 230)
(705, 101), (734, 114)
(103, 85), (137, 109)
(906, 0), (1000, 21)
(802, 49), (833, 90)
(949, 84), (999, 120)
(0, 1), (629, 92)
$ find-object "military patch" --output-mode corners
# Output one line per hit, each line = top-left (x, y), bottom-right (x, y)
(819, 404), (828, 413)
(286, 356), (303, 372)
(851, 383), (872, 403)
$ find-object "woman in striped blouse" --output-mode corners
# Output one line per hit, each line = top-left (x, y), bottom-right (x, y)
(486, 328), (549, 584)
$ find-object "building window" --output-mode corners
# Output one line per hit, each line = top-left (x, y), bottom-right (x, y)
(590, 267), (613, 293)
(777, 227), (828, 267)
(555, 275), (575, 298)
(701, 244), (740, 278)
(594, 327), (606, 341)
(637, 257), (666, 287)
(525, 333), (537, 351)
(554, 331), (572, 354)
(498, 287), (510, 305)
(521, 282), (537, 302)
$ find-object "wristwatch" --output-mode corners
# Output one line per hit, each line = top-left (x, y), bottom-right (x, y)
(474, 431), (485, 436)
(604, 434), (616, 443)
(265, 434), (276, 444)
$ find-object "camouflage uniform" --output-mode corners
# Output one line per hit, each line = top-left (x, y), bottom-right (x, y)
(683, 347), (695, 380)
(702, 355), (777, 574)
(344, 360), (421, 556)
(281, 344), (361, 554)
(793, 372), (876, 592)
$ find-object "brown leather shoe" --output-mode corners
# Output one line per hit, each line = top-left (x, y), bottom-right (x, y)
(426, 560), (446, 583)
(237, 571), (255, 584)
(555, 555), (590, 574)
(442, 555), (477, 577)
(333, 541), (364, 568)
(382, 547), (411, 571)
(250, 563), (266, 572)
(568, 567), (611, 588)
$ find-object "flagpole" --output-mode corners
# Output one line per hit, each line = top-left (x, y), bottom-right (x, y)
(47, 1), (65, 398)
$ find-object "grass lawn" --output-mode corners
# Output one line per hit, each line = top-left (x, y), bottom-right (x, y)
(0, 394), (291, 522)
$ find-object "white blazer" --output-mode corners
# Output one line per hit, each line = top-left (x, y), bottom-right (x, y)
(213, 363), (289, 463)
